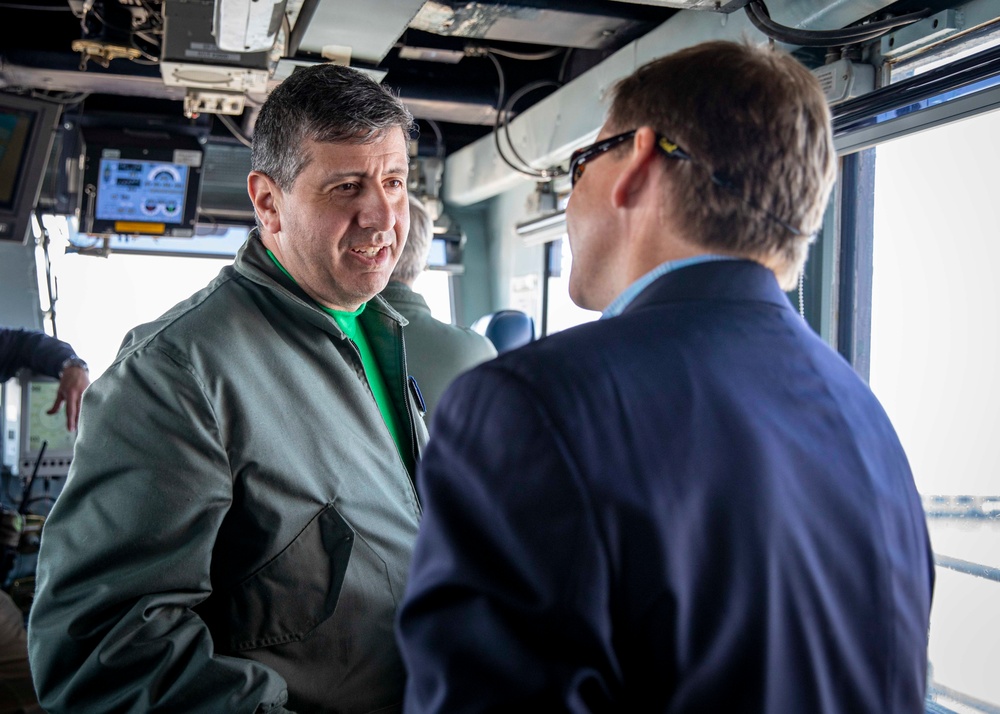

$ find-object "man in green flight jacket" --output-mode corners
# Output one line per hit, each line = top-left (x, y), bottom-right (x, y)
(30, 63), (426, 714)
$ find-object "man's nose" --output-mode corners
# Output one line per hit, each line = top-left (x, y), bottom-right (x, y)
(357, 185), (396, 233)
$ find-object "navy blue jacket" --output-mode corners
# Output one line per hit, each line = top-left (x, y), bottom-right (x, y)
(0, 328), (76, 382)
(398, 260), (934, 713)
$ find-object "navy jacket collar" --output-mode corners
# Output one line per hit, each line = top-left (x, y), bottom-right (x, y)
(622, 259), (793, 316)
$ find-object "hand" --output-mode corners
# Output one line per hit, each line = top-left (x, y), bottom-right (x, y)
(48, 366), (91, 432)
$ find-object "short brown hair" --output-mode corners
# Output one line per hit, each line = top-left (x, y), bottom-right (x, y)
(608, 41), (835, 287)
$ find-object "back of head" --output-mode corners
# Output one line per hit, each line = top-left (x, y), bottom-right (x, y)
(251, 64), (414, 192)
(392, 197), (434, 285)
(608, 41), (835, 288)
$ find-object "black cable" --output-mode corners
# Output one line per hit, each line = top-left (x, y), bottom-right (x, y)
(486, 46), (562, 61)
(833, 40), (1000, 134)
(128, 5), (163, 64)
(486, 53), (560, 179)
(217, 114), (252, 149)
(748, 1), (931, 46)
(27, 89), (88, 106)
(23, 495), (55, 511)
(485, 53), (505, 115)
(129, 42), (160, 63)
(557, 48), (575, 84)
(746, 1), (932, 47)
(89, 9), (132, 35)
(502, 80), (565, 179)
(486, 53), (544, 178)
(754, 1), (931, 42)
(422, 119), (444, 157)
(19, 442), (46, 516)
(39, 220), (60, 337)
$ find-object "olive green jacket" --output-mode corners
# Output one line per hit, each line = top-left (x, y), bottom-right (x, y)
(380, 281), (496, 423)
(29, 232), (426, 713)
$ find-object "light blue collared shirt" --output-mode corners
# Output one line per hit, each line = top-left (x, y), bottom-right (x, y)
(601, 254), (737, 319)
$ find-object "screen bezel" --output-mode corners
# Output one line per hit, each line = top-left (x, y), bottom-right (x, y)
(80, 128), (203, 237)
(93, 156), (193, 227)
(0, 93), (60, 244)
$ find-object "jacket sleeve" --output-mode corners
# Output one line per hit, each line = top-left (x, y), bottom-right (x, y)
(28, 347), (292, 714)
(0, 328), (77, 382)
(396, 364), (620, 713)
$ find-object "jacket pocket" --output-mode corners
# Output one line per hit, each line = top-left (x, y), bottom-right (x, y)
(228, 503), (354, 651)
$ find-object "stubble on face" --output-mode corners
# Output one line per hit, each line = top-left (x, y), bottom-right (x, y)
(271, 130), (410, 311)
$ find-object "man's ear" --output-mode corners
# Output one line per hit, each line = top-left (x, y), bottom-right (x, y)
(248, 171), (281, 234)
(610, 126), (659, 209)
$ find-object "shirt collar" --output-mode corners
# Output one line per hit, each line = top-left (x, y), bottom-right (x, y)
(601, 254), (737, 319)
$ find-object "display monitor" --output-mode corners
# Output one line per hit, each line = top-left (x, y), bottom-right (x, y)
(426, 232), (465, 271)
(17, 376), (75, 480)
(95, 157), (192, 225)
(80, 127), (203, 237)
(427, 237), (449, 267)
(0, 93), (61, 244)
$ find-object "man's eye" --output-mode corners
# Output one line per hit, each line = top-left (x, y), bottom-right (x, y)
(336, 182), (359, 192)
(385, 179), (404, 189)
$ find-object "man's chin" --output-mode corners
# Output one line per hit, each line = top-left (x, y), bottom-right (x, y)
(348, 273), (392, 306)
(370, 272), (392, 295)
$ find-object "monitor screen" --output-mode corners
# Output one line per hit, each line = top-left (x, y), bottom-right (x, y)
(0, 94), (60, 243)
(80, 128), (203, 237)
(18, 377), (75, 479)
(0, 110), (32, 210)
(95, 157), (190, 225)
(427, 237), (448, 267)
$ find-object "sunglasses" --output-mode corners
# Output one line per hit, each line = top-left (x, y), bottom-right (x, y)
(569, 130), (689, 187)
(567, 129), (802, 236)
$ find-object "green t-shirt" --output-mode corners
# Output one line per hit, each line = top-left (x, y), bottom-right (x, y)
(266, 251), (412, 472)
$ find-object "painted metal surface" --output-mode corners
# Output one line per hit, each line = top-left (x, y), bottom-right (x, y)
(411, 1), (649, 49)
(442, 0), (900, 206)
(296, 0), (426, 65)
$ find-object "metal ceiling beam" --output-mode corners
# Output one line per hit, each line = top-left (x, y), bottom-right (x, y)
(409, 0), (665, 50)
(442, 0), (899, 206)
(0, 61), (186, 101)
(295, 0), (426, 65)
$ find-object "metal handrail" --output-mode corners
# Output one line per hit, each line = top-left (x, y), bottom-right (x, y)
(934, 553), (1000, 583)
(927, 682), (1000, 714)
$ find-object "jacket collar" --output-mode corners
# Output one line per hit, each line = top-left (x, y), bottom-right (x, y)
(233, 230), (407, 334)
(380, 281), (430, 314)
(622, 259), (794, 316)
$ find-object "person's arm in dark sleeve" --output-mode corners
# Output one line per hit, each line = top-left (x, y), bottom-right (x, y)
(0, 328), (78, 382)
(28, 349), (292, 714)
(0, 328), (90, 430)
(397, 365), (619, 713)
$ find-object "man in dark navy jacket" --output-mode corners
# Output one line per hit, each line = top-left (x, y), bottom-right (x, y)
(397, 40), (934, 713)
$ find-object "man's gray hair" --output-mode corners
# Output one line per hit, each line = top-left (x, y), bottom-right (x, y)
(251, 63), (414, 191)
(391, 197), (434, 285)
